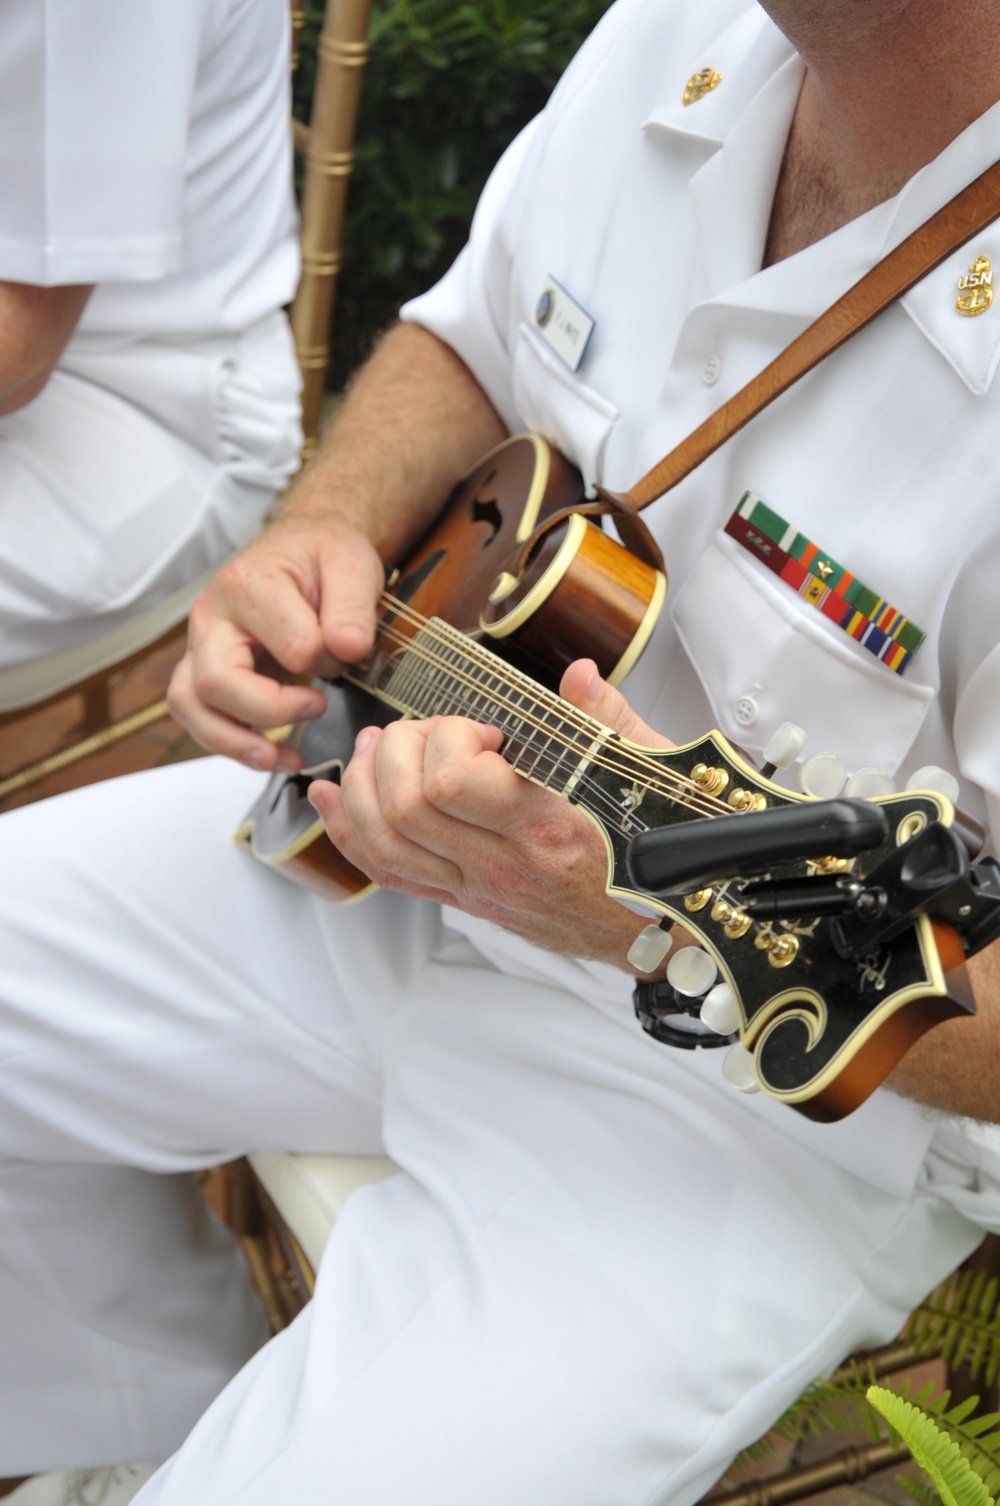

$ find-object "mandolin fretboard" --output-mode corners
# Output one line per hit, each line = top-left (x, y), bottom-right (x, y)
(370, 619), (609, 799)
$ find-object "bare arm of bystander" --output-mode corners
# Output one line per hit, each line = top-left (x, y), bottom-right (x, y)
(0, 280), (92, 417)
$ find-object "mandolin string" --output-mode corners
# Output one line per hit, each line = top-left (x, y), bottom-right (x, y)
(340, 654), (735, 862)
(368, 597), (728, 822)
(362, 593), (733, 822)
(344, 642), (673, 845)
(369, 592), (715, 801)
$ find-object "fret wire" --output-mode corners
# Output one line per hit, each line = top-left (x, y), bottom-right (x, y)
(370, 634), (670, 833)
(512, 705), (573, 788)
(375, 623), (717, 821)
(367, 608), (727, 819)
(378, 624), (696, 816)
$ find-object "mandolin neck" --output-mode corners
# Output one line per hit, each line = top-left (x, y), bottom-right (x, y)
(349, 609), (625, 815)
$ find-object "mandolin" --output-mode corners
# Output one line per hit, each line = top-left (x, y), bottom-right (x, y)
(236, 433), (975, 1123)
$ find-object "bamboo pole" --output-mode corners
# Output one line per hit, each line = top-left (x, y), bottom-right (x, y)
(0, 699), (172, 802)
(292, 0), (373, 459)
(705, 1443), (911, 1506)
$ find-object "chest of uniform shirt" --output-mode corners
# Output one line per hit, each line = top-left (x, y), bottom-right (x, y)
(500, 30), (1000, 806)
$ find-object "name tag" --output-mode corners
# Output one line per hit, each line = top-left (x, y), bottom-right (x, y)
(534, 277), (595, 372)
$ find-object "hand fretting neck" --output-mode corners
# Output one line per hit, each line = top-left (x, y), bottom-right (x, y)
(344, 599), (725, 830)
(355, 609), (611, 801)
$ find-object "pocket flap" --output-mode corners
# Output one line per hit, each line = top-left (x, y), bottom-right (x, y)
(672, 530), (934, 776)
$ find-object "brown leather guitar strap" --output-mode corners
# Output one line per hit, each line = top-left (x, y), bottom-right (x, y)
(598, 157), (1000, 516)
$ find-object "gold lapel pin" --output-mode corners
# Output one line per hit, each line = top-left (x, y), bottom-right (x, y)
(956, 254), (994, 316)
(682, 68), (723, 106)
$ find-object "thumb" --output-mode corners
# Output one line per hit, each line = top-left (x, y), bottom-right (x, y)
(559, 659), (674, 750)
(316, 527), (386, 666)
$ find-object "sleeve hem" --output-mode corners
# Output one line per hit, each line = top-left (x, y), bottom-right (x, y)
(0, 232), (182, 287)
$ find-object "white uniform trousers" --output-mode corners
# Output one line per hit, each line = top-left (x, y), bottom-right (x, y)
(0, 312), (301, 673)
(0, 758), (988, 1505)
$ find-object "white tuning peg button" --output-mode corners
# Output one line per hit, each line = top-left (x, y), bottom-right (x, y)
(762, 722), (808, 770)
(700, 982), (740, 1036)
(798, 751), (848, 800)
(843, 767), (896, 799)
(627, 923), (674, 973)
(906, 765), (961, 805)
(722, 1042), (761, 1094)
(665, 947), (719, 998)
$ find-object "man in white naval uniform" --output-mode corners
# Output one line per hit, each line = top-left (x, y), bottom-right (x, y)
(0, 0), (301, 688)
(2, 0), (1000, 1503)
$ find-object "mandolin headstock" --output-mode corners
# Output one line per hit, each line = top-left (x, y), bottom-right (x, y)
(579, 725), (979, 1121)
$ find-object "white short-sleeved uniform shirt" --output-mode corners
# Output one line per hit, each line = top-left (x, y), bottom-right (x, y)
(0, 0), (303, 674)
(0, 0), (299, 335)
(401, 0), (1000, 1196)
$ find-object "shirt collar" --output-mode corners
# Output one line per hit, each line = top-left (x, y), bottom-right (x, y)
(894, 107), (1000, 395)
(643, 9), (808, 298)
(641, 2), (1000, 394)
(641, 5), (794, 150)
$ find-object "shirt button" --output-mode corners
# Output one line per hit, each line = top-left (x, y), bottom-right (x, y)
(702, 355), (722, 386)
(733, 695), (758, 727)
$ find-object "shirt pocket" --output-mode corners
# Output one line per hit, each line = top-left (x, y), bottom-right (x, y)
(671, 529), (935, 778)
(511, 320), (619, 490)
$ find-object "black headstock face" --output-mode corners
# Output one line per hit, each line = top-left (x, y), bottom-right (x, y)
(588, 731), (958, 1116)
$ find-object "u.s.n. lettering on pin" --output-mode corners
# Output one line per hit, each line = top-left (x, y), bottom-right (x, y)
(534, 277), (595, 372)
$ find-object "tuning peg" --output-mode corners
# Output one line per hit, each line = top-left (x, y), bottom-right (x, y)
(722, 1042), (761, 1094)
(798, 751), (848, 800)
(627, 922), (674, 973)
(700, 982), (740, 1035)
(844, 767), (896, 799)
(906, 765), (960, 805)
(665, 946), (719, 998)
(760, 722), (808, 777)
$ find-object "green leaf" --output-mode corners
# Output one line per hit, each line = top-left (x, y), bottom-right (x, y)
(867, 1387), (996, 1506)
(295, 0), (616, 387)
(898, 1474), (953, 1506)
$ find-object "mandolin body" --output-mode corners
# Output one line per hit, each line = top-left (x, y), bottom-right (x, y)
(237, 432), (666, 899)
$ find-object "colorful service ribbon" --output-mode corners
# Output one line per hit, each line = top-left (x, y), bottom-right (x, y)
(725, 492), (925, 677)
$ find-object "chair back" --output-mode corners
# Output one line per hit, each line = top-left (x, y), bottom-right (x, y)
(290, 0), (374, 460)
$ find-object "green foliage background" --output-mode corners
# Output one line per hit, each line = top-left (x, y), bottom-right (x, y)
(294, 0), (615, 387)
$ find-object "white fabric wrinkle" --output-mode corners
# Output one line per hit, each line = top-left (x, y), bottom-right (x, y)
(0, 1169), (250, 1368)
(0, 310), (300, 664)
(639, 1205), (981, 1506)
(955, 644), (1000, 808)
(920, 1121), (1000, 1232)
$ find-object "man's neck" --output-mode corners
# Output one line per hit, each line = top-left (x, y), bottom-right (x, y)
(760, 0), (1000, 264)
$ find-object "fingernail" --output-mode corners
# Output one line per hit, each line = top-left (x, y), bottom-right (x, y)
(355, 729), (373, 753)
(244, 748), (270, 771)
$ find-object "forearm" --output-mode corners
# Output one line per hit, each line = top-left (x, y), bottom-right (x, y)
(278, 321), (508, 565)
(168, 321), (508, 763)
(0, 281), (92, 415)
(886, 938), (1000, 1121)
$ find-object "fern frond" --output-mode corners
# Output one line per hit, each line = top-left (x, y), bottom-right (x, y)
(906, 1271), (1000, 1387)
(865, 1385), (1000, 1502)
(727, 1374), (879, 1472)
(897, 1473), (950, 1506)
(867, 1387), (995, 1506)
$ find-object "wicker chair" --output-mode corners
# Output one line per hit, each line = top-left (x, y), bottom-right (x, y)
(0, 0), (373, 808)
